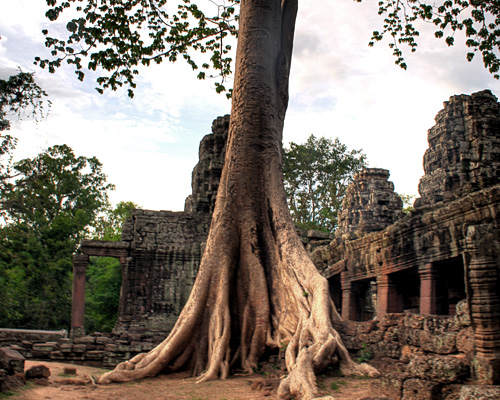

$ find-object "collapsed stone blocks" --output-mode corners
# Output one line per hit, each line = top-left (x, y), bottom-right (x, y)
(0, 347), (25, 393)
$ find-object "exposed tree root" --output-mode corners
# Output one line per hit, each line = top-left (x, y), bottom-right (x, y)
(98, 206), (379, 400)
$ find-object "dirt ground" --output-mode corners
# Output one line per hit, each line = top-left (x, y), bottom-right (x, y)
(9, 360), (384, 400)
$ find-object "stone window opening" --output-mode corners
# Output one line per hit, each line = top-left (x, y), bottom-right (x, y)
(418, 257), (466, 316)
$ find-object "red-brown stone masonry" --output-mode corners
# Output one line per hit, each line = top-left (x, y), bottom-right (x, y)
(419, 263), (438, 315)
(377, 274), (402, 318)
(341, 272), (356, 320)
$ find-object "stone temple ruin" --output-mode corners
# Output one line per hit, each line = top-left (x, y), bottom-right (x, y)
(1, 90), (500, 398)
(72, 115), (230, 341)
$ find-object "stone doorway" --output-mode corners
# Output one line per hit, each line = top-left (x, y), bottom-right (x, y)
(351, 278), (377, 321)
(391, 268), (420, 314)
(434, 256), (466, 315)
(84, 256), (122, 333)
(328, 274), (342, 314)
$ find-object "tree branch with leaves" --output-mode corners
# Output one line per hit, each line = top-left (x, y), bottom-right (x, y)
(36, 0), (240, 97)
(367, 0), (500, 77)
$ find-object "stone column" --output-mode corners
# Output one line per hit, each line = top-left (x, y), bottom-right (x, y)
(419, 263), (438, 315)
(341, 273), (356, 321)
(466, 225), (500, 384)
(71, 254), (89, 338)
(377, 274), (400, 318)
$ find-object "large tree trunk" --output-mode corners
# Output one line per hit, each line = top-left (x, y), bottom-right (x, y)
(98, 0), (377, 398)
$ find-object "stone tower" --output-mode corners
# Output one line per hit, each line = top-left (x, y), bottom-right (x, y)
(417, 90), (500, 207)
(185, 115), (229, 215)
(335, 168), (403, 239)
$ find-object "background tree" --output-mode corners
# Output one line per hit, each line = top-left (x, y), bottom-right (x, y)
(1, 70), (50, 218)
(38, 0), (500, 398)
(86, 201), (140, 333)
(0, 144), (113, 330)
(0, 70), (49, 132)
(0, 134), (18, 221)
(283, 135), (367, 232)
(399, 193), (416, 214)
(92, 200), (138, 241)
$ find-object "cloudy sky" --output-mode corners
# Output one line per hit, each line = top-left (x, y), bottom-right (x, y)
(1, 0), (498, 211)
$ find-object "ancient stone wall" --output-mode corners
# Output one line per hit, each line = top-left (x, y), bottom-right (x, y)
(109, 117), (233, 337)
(333, 301), (475, 399)
(69, 117), (231, 340)
(313, 90), (500, 386)
(1, 332), (153, 369)
(111, 210), (209, 338)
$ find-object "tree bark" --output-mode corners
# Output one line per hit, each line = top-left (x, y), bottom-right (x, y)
(98, 0), (377, 398)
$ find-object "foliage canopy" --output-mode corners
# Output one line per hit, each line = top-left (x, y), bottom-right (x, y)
(36, 0), (240, 97)
(0, 145), (114, 330)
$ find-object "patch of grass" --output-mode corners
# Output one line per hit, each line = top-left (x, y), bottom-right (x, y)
(356, 343), (373, 363)
(330, 379), (347, 392)
(325, 365), (344, 377)
(0, 382), (35, 398)
(252, 363), (263, 374)
(57, 372), (75, 377)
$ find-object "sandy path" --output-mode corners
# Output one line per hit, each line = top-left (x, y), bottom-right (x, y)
(10, 360), (383, 400)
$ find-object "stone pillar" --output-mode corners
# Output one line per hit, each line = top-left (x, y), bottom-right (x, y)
(419, 263), (438, 315)
(341, 273), (356, 321)
(466, 225), (500, 385)
(377, 274), (400, 318)
(71, 254), (89, 338)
